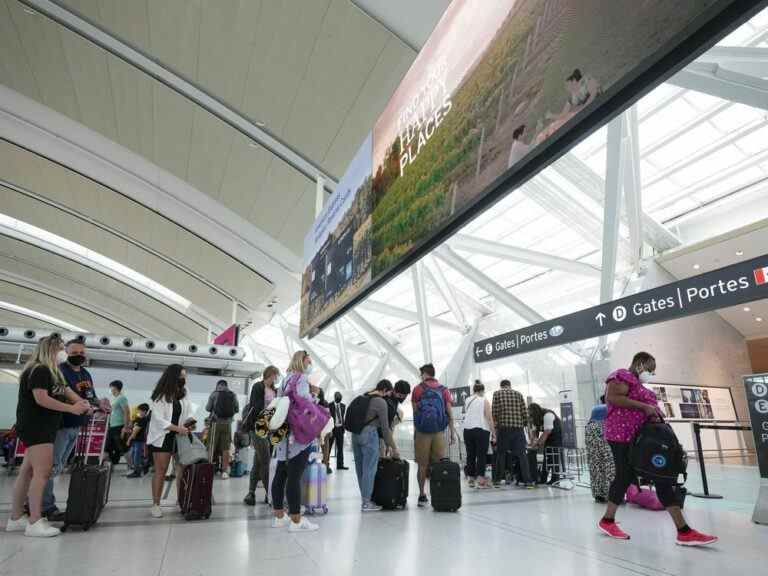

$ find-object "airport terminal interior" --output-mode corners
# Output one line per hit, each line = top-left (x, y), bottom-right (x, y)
(1, 1), (768, 575)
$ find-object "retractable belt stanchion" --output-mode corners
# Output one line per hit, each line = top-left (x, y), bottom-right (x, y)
(690, 422), (752, 500)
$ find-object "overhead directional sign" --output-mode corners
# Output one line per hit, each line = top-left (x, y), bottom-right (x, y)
(474, 254), (768, 363)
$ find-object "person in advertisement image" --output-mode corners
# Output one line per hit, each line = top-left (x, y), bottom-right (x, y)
(598, 352), (718, 546)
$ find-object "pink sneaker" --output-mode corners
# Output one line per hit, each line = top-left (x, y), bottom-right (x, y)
(676, 529), (718, 547)
(598, 519), (630, 540)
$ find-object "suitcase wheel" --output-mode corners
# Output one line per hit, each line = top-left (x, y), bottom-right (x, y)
(61, 524), (68, 533)
(83, 524), (91, 532)
(322, 506), (328, 515)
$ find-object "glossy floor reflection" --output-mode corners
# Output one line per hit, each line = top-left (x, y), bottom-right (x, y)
(1, 456), (766, 576)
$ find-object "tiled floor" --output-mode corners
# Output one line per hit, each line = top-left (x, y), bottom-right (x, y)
(1, 455), (766, 576)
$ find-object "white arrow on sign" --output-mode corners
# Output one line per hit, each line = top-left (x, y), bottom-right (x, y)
(595, 312), (606, 327)
(475, 346), (482, 356)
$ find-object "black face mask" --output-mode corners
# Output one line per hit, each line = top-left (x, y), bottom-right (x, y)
(68, 355), (86, 367)
(178, 378), (186, 386)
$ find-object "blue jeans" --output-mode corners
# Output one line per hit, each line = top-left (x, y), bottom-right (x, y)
(130, 441), (146, 471)
(352, 426), (380, 504)
(42, 427), (79, 513)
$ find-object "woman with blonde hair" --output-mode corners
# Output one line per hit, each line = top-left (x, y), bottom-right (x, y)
(271, 350), (320, 532)
(6, 335), (90, 538)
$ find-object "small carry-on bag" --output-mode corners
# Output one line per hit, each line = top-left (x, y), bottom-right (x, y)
(430, 458), (462, 512)
(301, 457), (328, 515)
(176, 433), (209, 466)
(372, 458), (409, 509)
(62, 413), (112, 532)
(179, 461), (214, 520)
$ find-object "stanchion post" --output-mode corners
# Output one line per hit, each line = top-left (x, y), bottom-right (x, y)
(691, 422), (724, 499)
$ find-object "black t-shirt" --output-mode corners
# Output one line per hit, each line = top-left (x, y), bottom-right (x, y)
(135, 415), (150, 442)
(16, 366), (64, 438)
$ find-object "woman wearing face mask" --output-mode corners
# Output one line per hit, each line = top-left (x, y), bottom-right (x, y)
(598, 352), (717, 546)
(6, 335), (90, 538)
(146, 364), (194, 519)
(271, 350), (320, 532)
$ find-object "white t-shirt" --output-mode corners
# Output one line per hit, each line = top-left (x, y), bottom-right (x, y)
(542, 412), (556, 432)
(463, 395), (490, 432)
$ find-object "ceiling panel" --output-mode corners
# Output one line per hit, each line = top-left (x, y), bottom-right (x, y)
(7, 1), (81, 120)
(145, 0), (201, 81)
(0, 141), (272, 309)
(0, 245), (205, 340)
(0, 1), (39, 98)
(186, 108), (235, 201)
(0, 309), (59, 331)
(106, 57), (155, 160)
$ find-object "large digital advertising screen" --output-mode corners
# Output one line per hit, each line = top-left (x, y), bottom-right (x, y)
(301, 0), (761, 338)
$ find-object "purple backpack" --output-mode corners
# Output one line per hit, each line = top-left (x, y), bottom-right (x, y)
(283, 374), (330, 445)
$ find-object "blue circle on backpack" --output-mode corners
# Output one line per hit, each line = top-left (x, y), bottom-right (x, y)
(651, 454), (667, 468)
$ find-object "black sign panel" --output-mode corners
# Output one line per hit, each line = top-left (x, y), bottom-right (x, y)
(744, 374), (768, 479)
(475, 254), (768, 363)
(449, 386), (472, 410)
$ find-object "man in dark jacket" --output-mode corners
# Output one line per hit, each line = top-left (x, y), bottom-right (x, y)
(243, 366), (279, 505)
(328, 392), (348, 470)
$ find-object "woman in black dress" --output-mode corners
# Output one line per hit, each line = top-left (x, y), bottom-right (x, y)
(6, 335), (90, 538)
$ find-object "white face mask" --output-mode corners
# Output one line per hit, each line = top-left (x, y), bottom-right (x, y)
(304, 363), (314, 375)
(639, 371), (654, 384)
(56, 350), (68, 365)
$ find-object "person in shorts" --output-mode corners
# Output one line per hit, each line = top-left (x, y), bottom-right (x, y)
(411, 364), (456, 507)
(206, 380), (239, 479)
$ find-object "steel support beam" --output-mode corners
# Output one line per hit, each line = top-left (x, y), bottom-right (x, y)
(358, 353), (390, 393)
(439, 320), (480, 390)
(434, 246), (543, 325)
(668, 64), (768, 112)
(356, 300), (464, 333)
(450, 234), (601, 277)
(602, 116), (624, 306)
(412, 262), (433, 363)
(551, 154), (681, 251)
(423, 255), (469, 329)
(275, 322), (379, 356)
(621, 108), (643, 268)
(347, 311), (419, 378)
(422, 260), (492, 318)
(19, 0), (338, 192)
(334, 321), (354, 389)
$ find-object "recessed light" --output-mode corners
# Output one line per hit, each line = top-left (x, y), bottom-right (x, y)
(693, 264), (701, 270)
(744, 307), (751, 312)
(736, 250), (744, 256)
(23, 7), (37, 15)
(757, 317), (764, 322)
(248, 141), (260, 148)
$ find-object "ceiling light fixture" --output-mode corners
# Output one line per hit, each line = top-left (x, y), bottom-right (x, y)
(692, 264), (701, 270)
(757, 317), (764, 322)
(736, 250), (744, 256)
(22, 7), (37, 15)
(744, 307), (751, 312)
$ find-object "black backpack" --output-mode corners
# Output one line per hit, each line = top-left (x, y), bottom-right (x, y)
(629, 421), (687, 482)
(344, 394), (374, 434)
(214, 390), (237, 419)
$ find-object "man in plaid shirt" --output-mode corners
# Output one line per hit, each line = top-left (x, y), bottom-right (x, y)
(491, 380), (534, 488)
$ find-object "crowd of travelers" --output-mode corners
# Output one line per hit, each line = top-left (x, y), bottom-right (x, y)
(4, 335), (718, 547)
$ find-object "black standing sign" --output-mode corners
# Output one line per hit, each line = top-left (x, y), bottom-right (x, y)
(475, 254), (768, 363)
(744, 374), (768, 479)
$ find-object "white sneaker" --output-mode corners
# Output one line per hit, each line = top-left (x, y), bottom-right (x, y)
(5, 515), (29, 532)
(288, 517), (319, 533)
(25, 518), (60, 538)
(272, 515), (290, 529)
(150, 505), (163, 518)
(222, 472), (230, 480)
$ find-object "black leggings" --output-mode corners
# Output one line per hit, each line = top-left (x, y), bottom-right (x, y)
(272, 447), (310, 515)
(608, 441), (680, 507)
(463, 428), (490, 478)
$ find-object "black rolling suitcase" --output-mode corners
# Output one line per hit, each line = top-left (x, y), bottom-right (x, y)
(430, 458), (461, 512)
(62, 414), (112, 532)
(372, 458), (409, 509)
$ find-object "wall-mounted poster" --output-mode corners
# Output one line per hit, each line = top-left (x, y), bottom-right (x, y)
(301, 0), (759, 337)
(651, 383), (737, 421)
